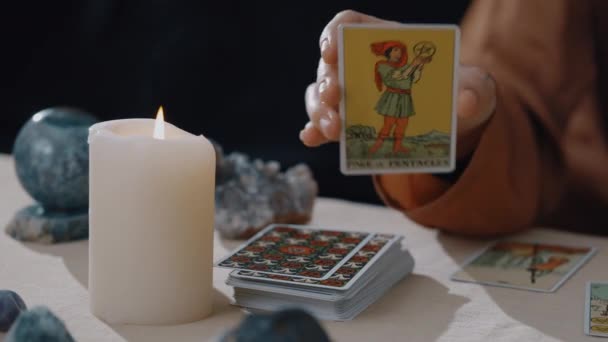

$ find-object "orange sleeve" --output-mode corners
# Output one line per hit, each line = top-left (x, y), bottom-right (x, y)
(374, 83), (540, 235)
(373, 0), (595, 235)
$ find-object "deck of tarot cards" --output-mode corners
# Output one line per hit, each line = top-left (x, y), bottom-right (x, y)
(216, 224), (414, 321)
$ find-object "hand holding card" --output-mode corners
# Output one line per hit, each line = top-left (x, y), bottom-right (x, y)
(302, 10), (496, 163)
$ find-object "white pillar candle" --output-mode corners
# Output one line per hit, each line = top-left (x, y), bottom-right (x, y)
(88, 110), (215, 325)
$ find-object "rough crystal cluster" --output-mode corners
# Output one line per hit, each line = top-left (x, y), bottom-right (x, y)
(213, 142), (318, 239)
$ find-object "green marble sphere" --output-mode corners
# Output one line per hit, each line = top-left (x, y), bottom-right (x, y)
(6, 107), (97, 243)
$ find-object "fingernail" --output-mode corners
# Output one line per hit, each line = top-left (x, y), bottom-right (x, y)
(318, 79), (328, 95)
(320, 111), (338, 138)
(299, 122), (312, 141)
(457, 89), (479, 117)
(320, 38), (329, 54)
(320, 117), (331, 137)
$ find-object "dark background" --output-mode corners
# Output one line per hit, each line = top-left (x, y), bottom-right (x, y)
(1, 1), (469, 203)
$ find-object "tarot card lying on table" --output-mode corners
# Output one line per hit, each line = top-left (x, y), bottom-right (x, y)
(451, 240), (596, 292)
(585, 282), (608, 337)
(215, 224), (414, 321)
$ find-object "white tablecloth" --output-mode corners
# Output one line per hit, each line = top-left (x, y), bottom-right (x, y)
(0, 154), (606, 342)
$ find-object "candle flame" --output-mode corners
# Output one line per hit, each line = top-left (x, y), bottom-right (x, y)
(153, 106), (165, 139)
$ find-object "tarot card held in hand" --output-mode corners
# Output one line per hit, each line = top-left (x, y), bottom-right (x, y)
(339, 24), (459, 175)
(585, 282), (608, 337)
(451, 241), (596, 292)
(215, 224), (372, 280)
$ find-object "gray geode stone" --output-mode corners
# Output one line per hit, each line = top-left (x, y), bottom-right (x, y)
(5, 306), (75, 342)
(0, 290), (27, 332)
(214, 143), (318, 239)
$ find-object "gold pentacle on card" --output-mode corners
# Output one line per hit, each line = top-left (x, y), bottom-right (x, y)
(413, 41), (437, 58)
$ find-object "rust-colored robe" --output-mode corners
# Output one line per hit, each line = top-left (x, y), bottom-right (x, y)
(374, 0), (608, 235)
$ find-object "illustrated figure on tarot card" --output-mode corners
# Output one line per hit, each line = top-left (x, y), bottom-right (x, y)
(368, 41), (435, 155)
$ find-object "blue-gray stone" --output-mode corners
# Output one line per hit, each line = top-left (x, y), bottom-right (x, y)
(5, 306), (75, 342)
(0, 290), (26, 332)
(13, 107), (97, 210)
(220, 308), (330, 342)
(6, 205), (88, 244)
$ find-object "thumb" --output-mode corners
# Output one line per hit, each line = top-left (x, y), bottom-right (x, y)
(457, 65), (496, 137)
